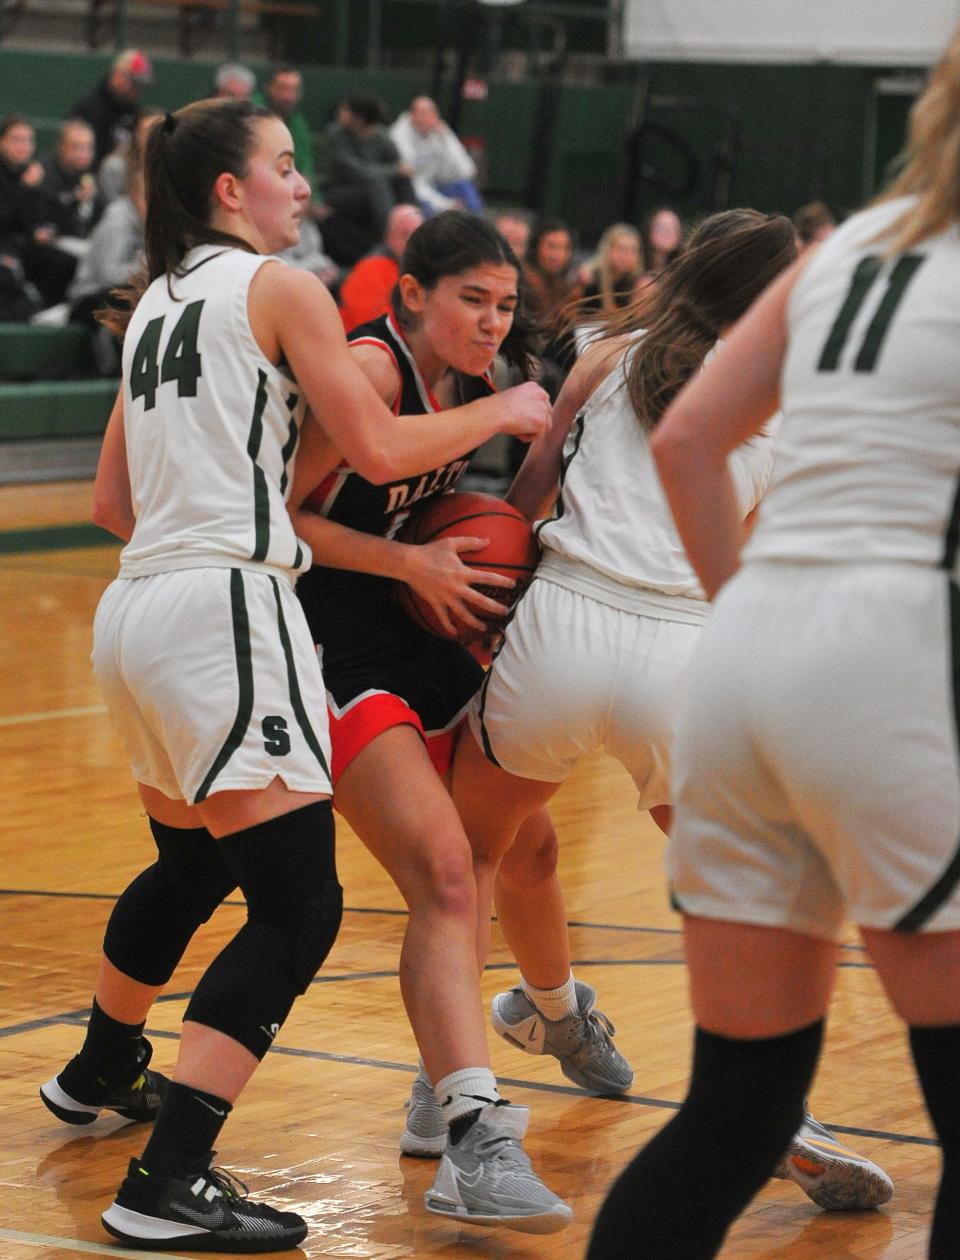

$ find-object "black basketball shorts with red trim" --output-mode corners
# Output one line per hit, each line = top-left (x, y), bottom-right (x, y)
(297, 567), (484, 786)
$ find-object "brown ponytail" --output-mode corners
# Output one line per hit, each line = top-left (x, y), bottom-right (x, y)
(100, 97), (274, 336)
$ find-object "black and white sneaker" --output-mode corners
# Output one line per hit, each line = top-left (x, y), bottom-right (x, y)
(40, 1038), (167, 1125)
(101, 1156), (308, 1252)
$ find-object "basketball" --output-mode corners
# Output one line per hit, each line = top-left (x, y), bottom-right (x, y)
(395, 491), (540, 643)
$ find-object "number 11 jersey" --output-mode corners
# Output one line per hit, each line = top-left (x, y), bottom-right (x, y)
(747, 195), (960, 577)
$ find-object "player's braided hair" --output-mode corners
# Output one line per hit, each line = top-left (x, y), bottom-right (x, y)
(600, 209), (796, 431)
(100, 98), (274, 336)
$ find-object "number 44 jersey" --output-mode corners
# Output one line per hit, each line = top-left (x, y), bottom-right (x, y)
(120, 245), (310, 580)
(747, 195), (960, 578)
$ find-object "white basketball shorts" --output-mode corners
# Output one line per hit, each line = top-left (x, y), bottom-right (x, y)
(93, 566), (333, 804)
(669, 562), (960, 939)
(468, 576), (702, 807)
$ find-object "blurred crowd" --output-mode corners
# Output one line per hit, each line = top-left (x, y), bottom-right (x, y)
(0, 46), (839, 382)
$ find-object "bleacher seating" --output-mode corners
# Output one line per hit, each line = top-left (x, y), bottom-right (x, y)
(0, 378), (117, 440)
(0, 323), (94, 382)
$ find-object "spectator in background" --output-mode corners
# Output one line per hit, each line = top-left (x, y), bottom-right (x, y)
(523, 217), (579, 328)
(492, 208), (531, 262)
(68, 166), (146, 373)
(643, 205), (683, 273)
(579, 222), (643, 314)
(390, 94), (482, 215)
(0, 115), (77, 310)
(70, 48), (152, 169)
(99, 106), (163, 204)
(214, 62), (256, 101)
(254, 66), (314, 189)
(320, 96), (417, 266)
(523, 217), (582, 401)
(37, 119), (104, 250)
(793, 200), (837, 251)
(338, 202), (424, 332)
(278, 216), (340, 294)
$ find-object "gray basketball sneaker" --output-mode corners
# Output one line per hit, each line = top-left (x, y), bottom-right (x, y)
(425, 1101), (572, 1233)
(773, 1113), (894, 1210)
(491, 980), (634, 1095)
(399, 1067), (447, 1157)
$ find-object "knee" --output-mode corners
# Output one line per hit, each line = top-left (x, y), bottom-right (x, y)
(417, 840), (477, 919)
(499, 824), (559, 892)
(290, 878), (343, 991)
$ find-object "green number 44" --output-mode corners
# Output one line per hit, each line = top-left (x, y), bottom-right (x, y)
(129, 300), (204, 410)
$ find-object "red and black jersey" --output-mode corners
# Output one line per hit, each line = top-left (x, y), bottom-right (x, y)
(295, 312), (492, 781)
(301, 312), (493, 539)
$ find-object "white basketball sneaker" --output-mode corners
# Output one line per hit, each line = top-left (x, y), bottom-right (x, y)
(774, 1113), (894, 1210)
(491, 981), (634, 1094)
(425, 1101), (572, 1233)
(399, 1066), (447, 1157)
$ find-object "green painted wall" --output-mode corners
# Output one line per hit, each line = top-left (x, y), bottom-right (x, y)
(0, 47), (913, 242)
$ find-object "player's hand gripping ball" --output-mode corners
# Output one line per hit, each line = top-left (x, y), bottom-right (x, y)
(395, 491), (540, 643)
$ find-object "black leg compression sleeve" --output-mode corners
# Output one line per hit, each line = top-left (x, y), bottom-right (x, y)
(587, 1020), (824, 1260)
(910, 1024), (960, 1260)
(103, 820), (238, 987)
(184, 800), (341, 1060)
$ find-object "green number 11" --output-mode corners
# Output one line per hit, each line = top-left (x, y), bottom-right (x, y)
(817, 253), (925, 373)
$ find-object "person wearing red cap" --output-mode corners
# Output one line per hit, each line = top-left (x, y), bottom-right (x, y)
(70, 48), (153, 171)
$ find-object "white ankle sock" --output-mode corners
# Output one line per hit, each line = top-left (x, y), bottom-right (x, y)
(435, 1067), (500, 1126)
(521, 973), (579, 1022)
(417, 1059), (433, 1088)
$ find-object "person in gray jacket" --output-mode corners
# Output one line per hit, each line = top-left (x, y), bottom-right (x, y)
(389, 95), (482, 215)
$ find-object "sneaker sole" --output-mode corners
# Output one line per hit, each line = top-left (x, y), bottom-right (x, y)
(557, 1058), (635, 1097)
(779, 1151), (894, 1211)
(399, 1130), (446, 1158)
(424, 1193), (573, 1234)
(102, 1203), (307, 1252)
(39, 1078), (100, 1125)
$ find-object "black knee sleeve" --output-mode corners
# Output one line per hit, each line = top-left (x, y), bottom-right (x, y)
(910, 1023), (960, 1260)
(103, 819), (237, 986)
(588, 1020), (823, 1259)
(185, 801), (341, 1059)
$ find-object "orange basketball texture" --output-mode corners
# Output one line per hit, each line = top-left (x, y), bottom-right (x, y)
(395, 491), (540, 642)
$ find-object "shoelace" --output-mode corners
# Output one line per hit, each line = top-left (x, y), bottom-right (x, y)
(195, 1165), (249, 1202)
(577, 1009), (618, 1057)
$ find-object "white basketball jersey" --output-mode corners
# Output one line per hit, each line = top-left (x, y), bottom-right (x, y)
(119, 245), (309, 580)
(536, 336), (778, 615)
(746, 196), (960, 578)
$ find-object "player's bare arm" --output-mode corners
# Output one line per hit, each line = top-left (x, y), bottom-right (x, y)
(256, 266), (551, 482)
(91, 389), (135, 543)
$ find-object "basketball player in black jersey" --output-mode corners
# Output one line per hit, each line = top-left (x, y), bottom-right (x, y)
(289, 212), (572, 1233)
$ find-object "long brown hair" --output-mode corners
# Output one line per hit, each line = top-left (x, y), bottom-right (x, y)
(601, 209), (796, 431)
(875, 25), (960, 252)
(100, 97), (274, 335)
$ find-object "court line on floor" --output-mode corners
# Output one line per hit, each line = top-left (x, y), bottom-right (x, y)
(0, 704), (107, 727)
(0, 887), (868, 953)
(0, 1228), (192, 1258)
(17, 1013), (936, 1150)
(0, 523), (115, 555)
